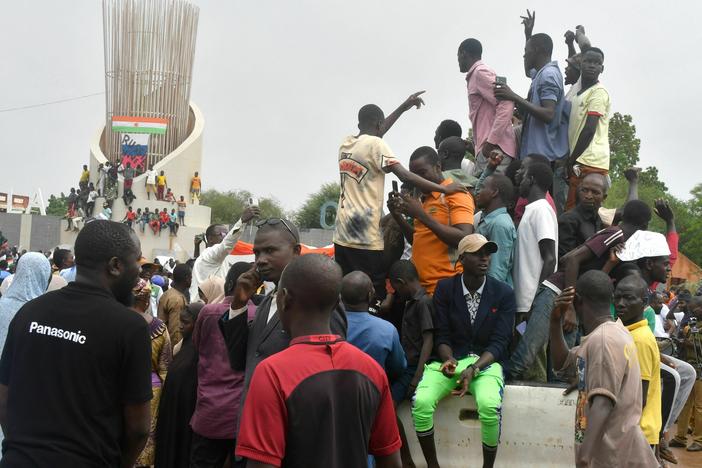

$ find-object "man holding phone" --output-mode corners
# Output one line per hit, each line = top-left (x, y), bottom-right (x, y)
(189, 206), (260, 302)
(457, 38), (517, 176)
(334, 93), (465, 302)
(387, 147), (474, 295)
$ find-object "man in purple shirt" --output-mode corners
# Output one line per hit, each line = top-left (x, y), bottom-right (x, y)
(458, 38), (517, 176)
(190, 262), (251, 468)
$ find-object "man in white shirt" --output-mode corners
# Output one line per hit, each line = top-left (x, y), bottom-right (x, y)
(512, 162), (558, 314)
(188, 206), (259, 302)
(86, 184), (99, 217)
(144, 165), (158, 200)
(650, 292), (672, 338)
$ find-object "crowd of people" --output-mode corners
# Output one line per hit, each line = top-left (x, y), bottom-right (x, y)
(64, 162), (201, 236)
(0, 9), (700, 468)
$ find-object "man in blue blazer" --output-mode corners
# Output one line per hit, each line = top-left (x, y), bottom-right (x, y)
(412, 233), (516, 468)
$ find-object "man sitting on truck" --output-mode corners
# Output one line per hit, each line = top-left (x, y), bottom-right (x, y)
(411, 234), (515, 468)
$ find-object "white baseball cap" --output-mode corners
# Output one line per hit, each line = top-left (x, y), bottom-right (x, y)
(616, 230), (671, 262)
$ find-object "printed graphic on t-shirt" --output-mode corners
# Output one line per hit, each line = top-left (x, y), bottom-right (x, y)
(574, 356), (587, 444)
(339, 154), (369, 184)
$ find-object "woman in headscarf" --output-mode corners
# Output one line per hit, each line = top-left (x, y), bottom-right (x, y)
(154, 302), (203, 468)
(0, 252), (52, 349)
(132, 278), (172, 468)
(0, 252), (52, 447)
(197, 276), (225, 305)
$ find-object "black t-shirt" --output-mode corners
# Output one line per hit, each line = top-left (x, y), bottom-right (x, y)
(0, 282), (152, 467)
(401, 289), (435, 366)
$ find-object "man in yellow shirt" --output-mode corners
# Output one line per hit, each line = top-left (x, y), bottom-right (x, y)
(614, 274), (662, 454)
(565, 47), (610, 211)
(79, 164), (90, 191)
(388, 146), (474, 294)
(156, 170), (167, 201)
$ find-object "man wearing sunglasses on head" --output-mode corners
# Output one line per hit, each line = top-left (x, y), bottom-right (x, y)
(189, 206), (260, 302)
(220, 218), (348, 440)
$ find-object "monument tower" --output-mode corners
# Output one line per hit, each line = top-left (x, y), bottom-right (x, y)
(61, 0), (211, 260)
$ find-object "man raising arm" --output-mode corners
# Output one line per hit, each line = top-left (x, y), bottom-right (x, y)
(549, 272), (657, 467)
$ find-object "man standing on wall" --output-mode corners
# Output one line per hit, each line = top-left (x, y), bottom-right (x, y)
(334, 93), (464, 300)
(457, 38), (517, 175)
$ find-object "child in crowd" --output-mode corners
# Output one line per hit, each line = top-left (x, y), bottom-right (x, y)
(157, 171), (167, 200)
(177, 196), (187, 226)
(159, 208), (170, 234)
(190, 171), (201, 203)
(86, 183), (98, 217)
(164, 188), (176, 204)
(140, 208), (150, 234)
(135, 208), (144, 233)
(387, 260), (435, 468)
(169, 209), (178, 236)
(150, 208), (161, 235)
(122, 207), (137, 231)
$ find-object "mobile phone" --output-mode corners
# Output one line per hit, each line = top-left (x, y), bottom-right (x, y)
(392, 181), (399, 193)
(248, 197), (259, 207)
(495, 76), (507, 86)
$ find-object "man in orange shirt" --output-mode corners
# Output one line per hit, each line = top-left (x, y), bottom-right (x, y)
(388, 146), (474, 294)
(190, 171), (201, 203)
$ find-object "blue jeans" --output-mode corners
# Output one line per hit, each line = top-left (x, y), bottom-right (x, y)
(510, 286), (577, 381)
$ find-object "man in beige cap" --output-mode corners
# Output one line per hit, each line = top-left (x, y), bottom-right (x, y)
(412, 233), (515, 468)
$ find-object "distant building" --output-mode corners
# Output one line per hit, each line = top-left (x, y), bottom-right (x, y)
(0, 193), (29, 213)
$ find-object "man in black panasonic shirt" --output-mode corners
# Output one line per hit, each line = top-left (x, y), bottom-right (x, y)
(0, 220), (152, 467)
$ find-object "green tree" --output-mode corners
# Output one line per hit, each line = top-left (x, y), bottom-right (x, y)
(604, 112), (702, 266)
(294, 182), (340, 229)
(608, 112), (641, 180)
(199, 189), (285, 225)
(639, 166), (668, 193)
(677, 183), (702, 266)
(46, 193), (67, 217)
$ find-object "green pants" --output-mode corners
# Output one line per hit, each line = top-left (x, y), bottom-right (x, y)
(412, 356), (504, 447)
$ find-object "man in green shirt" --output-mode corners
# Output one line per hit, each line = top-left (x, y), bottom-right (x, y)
(474, 174), (516, 285)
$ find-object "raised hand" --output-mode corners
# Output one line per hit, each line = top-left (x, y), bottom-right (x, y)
(520, 9), (536, 39)
(402, 90), (426, 111)
(241, 206), (261, 223)
(564, 30), (576, 44)
(551, 287), (576, 323)
(654, 199), (674, 224)
(623, 167), (641, 182)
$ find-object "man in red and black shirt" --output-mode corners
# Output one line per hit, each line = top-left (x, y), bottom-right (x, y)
(236, 254), (401, 468)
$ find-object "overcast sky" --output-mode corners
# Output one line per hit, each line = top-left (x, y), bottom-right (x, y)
(2, 0), (700, 212)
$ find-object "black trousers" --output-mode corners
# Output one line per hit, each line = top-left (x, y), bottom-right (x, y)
(190, 432), (242, 468)
(334, 243), (387, 301)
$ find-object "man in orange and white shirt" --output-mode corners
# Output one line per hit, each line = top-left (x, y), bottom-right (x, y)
(388, 146), (474, 294)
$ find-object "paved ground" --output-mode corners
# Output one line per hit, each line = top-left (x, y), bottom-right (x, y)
(667, 424), (701, 467)
(669, 445), (700, 466)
